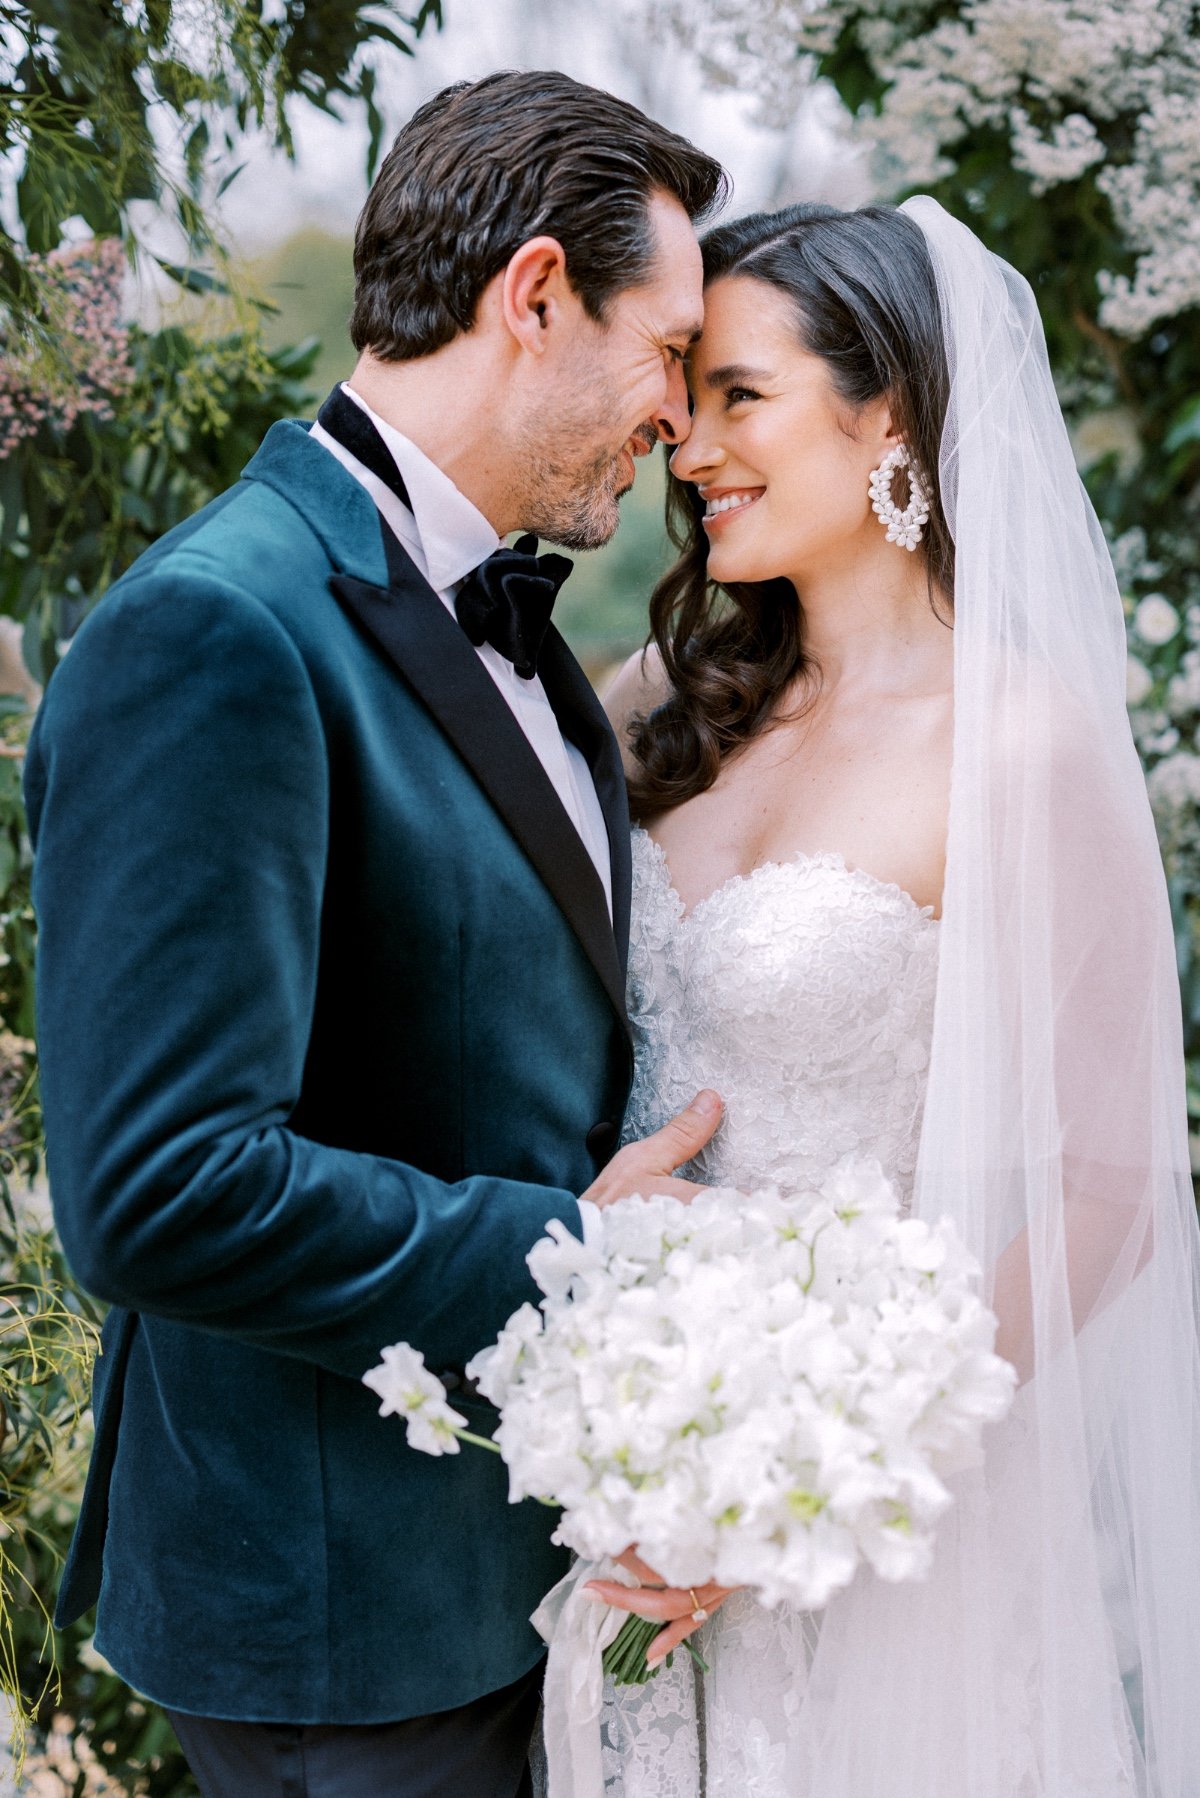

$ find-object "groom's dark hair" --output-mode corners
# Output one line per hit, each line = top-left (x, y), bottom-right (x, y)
(350, 70), (727, 361)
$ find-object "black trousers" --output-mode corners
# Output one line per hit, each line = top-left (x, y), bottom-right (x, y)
(166, 1661), (543, 1798)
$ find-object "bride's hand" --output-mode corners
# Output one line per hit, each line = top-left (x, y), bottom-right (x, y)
(580, 1091), (723, 1212)
(584, 1545), (737, 1669)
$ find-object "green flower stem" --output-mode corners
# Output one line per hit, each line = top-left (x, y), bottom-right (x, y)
(454, 1429), (504, 1454)
(602, 1612), (711, 1686)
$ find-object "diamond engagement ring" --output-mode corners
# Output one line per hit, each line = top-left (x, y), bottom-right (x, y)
(688, 1587), (709, 1622)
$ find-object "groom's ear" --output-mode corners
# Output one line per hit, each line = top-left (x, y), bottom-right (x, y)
(500, 237), (576, 355)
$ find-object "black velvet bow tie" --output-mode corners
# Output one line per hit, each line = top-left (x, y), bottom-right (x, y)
(455, 536), (573, 680)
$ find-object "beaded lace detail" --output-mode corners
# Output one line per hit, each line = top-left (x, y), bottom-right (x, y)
(600, 826), (942, 1797)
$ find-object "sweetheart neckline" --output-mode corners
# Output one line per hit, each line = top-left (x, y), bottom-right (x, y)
(633, 825), (941, 929)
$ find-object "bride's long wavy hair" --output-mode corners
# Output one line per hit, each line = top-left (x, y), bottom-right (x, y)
(627, 203), (953, 819)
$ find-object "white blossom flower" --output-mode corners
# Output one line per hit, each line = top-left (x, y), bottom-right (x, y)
(466, 1302), (543, 1407)
(651, 0), (1200, 336)
(1166, 650), (1200, 717)
(525, 1214), (606, 1302)
(361, 1343), (466, 1456)
(1126, 655), (1154, 705)
(1010, 108), (1105, 194)
(1147, 749), (1200, 819)
(1135, 593), (1182, 645)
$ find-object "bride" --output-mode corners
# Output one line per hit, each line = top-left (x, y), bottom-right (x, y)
(564, 199), (1200, 1796)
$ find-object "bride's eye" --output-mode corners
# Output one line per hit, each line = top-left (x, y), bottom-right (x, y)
(725, 385), (762, 408)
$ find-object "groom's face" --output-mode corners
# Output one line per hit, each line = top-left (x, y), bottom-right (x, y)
(516, 192), (704, 551)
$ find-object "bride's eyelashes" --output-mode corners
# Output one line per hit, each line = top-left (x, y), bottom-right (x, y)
(724, 384), (763, 408)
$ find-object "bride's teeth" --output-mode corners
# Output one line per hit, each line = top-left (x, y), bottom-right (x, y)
(706, 492), (759, 517)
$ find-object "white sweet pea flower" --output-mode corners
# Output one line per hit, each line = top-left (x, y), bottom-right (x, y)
(372, 1155), (1014, 1622)
(894, 1216), (949, 1273)
(526, 1215), (605, 1301)
(362, 1343), (466, 1456)
(857, 1506), (935, 1583)
(466, 1303), (542, 1406)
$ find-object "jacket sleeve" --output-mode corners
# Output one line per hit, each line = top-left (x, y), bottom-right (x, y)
(25, 563), (583, 1381)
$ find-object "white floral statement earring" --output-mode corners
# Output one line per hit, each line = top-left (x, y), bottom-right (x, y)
(869, 443), (931, 551)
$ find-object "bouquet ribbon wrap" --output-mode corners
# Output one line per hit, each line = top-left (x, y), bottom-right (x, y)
(531, 1556), (632, 1798)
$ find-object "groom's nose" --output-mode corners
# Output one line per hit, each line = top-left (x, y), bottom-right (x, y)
(652, 356), (692, 447)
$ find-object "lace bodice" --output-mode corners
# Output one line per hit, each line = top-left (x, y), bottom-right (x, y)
(621, 826), (940, 1206)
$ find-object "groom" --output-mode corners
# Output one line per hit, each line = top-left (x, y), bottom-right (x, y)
(27, 71), (726, 1798)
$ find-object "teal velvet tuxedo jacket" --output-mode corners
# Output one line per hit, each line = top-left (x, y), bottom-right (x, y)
(25, 418), (634, 1722)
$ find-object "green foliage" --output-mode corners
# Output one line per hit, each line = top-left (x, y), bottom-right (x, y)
(1, 1164), (100, 1776)
(0, 5), (443, 1786)
(0, 2), (443, 517)
(1, 1), (444, 256)
(3, 1165), (197, 1794)
(0, 701), (36, 1059)
(0, 325), (323, 682)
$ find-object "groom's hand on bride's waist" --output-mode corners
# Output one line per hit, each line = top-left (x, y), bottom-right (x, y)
(579, 1090), (723, 1213)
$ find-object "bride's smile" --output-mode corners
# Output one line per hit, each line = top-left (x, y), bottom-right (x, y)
(700, 484), (765, 526)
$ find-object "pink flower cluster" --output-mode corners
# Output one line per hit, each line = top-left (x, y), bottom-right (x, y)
(0, 238), (134, 459)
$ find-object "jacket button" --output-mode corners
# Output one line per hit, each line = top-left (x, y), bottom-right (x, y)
(586, 1120), (619, 1161)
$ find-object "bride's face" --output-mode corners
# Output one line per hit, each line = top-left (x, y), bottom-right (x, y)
(672, 274), (896, 587)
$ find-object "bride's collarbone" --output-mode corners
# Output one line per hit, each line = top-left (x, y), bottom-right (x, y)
(639, 690), (951, 917)
(641, 769), (948, 920)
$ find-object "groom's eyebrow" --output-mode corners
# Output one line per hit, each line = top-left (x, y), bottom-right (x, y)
(702, 362), (771, 389)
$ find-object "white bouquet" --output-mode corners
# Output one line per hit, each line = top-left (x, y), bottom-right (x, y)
(365, 1159), (1015, 1682)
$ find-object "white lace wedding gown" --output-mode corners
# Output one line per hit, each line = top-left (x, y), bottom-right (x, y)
(600, 824), (941, 1798)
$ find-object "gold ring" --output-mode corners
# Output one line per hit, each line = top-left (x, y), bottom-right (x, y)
(688, 1587), (709, 1623)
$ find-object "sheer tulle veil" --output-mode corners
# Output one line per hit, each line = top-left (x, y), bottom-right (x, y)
(791, 195), (1200, 1797)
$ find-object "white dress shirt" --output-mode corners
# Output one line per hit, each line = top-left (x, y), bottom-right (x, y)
(311, 386), (611, 1241)
(310, 385), (613, 918)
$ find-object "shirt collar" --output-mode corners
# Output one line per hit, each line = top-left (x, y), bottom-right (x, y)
(341, 383), (501, 593)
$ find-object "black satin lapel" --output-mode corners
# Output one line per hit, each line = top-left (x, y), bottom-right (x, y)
(329, 551), (631, 1040)
(536, 627), (634, 979)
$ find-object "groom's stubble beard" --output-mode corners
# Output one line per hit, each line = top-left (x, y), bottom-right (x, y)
(509, 355), (648, 552)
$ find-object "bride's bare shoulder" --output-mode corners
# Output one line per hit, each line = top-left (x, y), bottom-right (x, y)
(601, 644), (672, 773)
(987, 660), (1109, 777)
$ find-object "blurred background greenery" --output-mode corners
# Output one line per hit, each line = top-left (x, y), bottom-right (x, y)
(1, 0), (1197, 1790)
